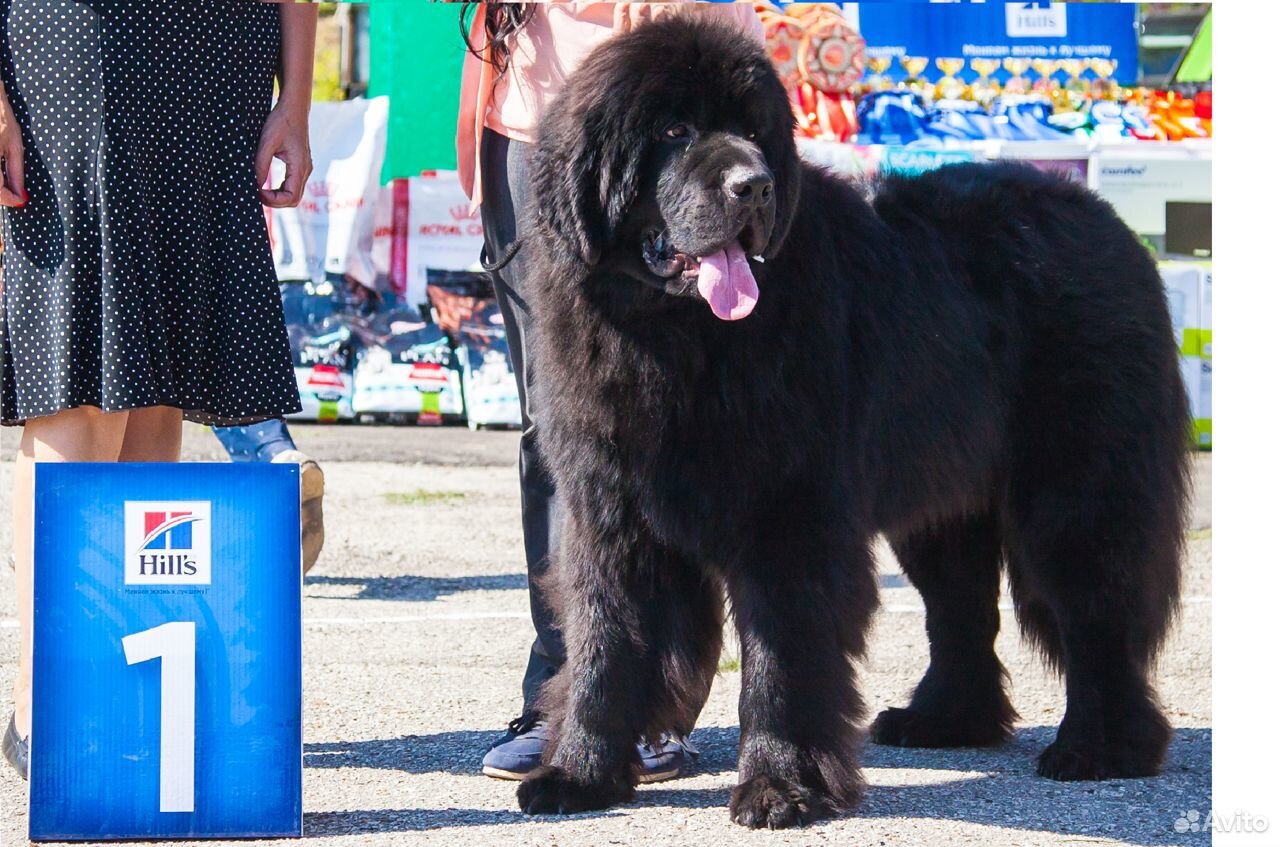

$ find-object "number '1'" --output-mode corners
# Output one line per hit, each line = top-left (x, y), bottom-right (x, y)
(122, 622), (196, 813)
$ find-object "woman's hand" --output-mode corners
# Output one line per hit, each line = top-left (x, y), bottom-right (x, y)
(258, 1), (317, 209)
(255, 100), (312, 209)
(0, 82), (26, 208)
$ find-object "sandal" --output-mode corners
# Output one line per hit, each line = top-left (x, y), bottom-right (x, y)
(3, 712), (28, 781)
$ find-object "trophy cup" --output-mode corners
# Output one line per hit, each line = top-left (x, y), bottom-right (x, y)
(970, 57), (1002, 103)
(1002, 57), (1032, 94)
(1055, 59), (1088, 111)
(934, 57), (967, 101)
(1058, 59), (1088, 92)
(1090, 58), (1120, 100)
(1031, 58), (1061, 94)
(900, 55), (931, 93)
(866, 55), (893, 92)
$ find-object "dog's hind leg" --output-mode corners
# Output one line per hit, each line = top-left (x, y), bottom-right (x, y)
(870, 513), (1017, 748)
(726, 525), (877, 829)
(1003, 450), (1184, 781)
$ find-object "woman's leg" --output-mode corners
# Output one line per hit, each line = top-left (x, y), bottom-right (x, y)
(478, 129), (566, 713)
(11, 406), (132, 739)
(118, 405), (184, 462)
(476, 130), (695, 784)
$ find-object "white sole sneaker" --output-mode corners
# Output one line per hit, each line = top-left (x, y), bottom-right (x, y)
(481, 765), (528, 781)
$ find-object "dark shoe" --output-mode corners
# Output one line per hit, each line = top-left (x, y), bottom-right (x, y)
(482, 713), (550, 780)
(481, 716), (698, 783)
(637, 732), (697, 784)
(3, 713), (28, 781)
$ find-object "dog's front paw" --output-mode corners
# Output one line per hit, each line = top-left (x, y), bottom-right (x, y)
(517, 765), (634, 815)
(1036, 740), (1109, 781)
(729, 775), (833, 829)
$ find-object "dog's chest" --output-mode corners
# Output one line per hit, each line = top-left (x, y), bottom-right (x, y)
(630, 358), (801, 547)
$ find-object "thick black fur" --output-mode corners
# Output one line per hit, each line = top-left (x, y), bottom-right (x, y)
(515, 19), (1189, 827)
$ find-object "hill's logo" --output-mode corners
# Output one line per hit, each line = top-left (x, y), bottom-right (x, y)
(124, 501), (212, 585)
(1006, 2), (1067, 38)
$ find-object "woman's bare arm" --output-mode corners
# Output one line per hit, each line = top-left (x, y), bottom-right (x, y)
(256, 1), (317, 208)
(277, 2), (318, 114)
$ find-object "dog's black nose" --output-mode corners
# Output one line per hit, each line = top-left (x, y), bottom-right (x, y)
(725, 166), (774, 209)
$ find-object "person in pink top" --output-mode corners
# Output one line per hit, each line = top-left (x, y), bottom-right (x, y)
(457, 2), (763, 783)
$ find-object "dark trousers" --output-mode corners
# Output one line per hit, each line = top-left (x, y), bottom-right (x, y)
(479, 129), (565, 712)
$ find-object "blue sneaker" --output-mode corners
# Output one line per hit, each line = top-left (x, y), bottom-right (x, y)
(481, 715), (697, 783)
(482, 714), (550, 780)
(637, 732), (698, 784)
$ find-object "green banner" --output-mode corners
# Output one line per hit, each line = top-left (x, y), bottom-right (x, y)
(367, 1), (472, 181)
(1174, 10), (1211, 84)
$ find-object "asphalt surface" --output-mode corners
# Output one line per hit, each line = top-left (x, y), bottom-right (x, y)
(0, 424), (1212, 846)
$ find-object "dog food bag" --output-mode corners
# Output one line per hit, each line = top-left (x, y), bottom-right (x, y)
(1160, 262), (1211, 450)
(456, 301), (521, 429)
(352, 305), (464, 425)
(1194, 358), (1211, 450)
(287, 317), (357, 423)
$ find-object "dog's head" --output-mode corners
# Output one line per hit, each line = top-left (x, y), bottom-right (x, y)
(531, 18), (801, 320)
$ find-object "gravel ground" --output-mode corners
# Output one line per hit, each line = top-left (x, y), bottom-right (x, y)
(0, 424), (1212, 846)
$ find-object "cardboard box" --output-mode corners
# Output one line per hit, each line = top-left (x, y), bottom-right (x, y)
(1097, 147), (1212, 237)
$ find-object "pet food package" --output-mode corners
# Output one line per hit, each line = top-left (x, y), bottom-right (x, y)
(1160, 263), (1203, 357)
(1161, 262), (1211, 449)
(287, 319), (357, 423)
(267, 97), (389, 286)
(456, 301), (522, 429)
(280, 279), (344, 329)
(1198, 269), (1212, 359)
(1176, 353), (1211, 451)
(1190, 266), (1210, 448)
(351, 306), (464, 425)
(405, 174), (486, 301)
(1194, 358), (1211, 449)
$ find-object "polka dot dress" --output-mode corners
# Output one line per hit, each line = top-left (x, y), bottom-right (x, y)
(0, 0), (302, 426)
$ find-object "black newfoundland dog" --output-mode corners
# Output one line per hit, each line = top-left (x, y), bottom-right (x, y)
(515, 18), (1189, 829)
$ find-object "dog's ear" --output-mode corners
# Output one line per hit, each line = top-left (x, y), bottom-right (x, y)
(761, 83), (802, 261)
(532, 91), (644, 268)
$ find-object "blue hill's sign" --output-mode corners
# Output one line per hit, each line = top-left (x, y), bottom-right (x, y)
(856, 2), (1139, 85)
(694, 2), (1139, 84)
(29, 463), (302, 841)
(706, 2), (1146, 84)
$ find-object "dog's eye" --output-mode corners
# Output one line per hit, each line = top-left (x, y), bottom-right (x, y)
(664, 124), (690, 140)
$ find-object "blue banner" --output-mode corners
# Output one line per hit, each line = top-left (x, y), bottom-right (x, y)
(856, 2), (1140, 85)
(30, 463), (302, 841)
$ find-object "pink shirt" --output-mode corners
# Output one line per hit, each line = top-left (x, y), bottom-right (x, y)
(456, 2), (765, 210)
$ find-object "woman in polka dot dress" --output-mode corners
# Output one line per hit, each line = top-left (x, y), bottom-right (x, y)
(0, 0), (316, 779)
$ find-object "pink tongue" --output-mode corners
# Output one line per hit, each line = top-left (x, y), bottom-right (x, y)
(696, 242), (758, 321)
